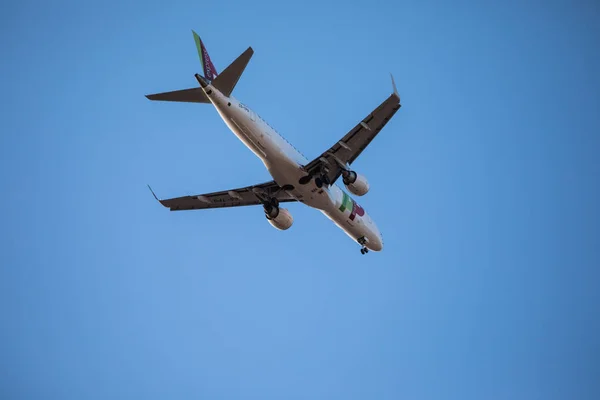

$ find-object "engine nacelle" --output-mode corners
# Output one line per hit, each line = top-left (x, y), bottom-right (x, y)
(265, 207), (293, 230)
(344, 171), (369, 196)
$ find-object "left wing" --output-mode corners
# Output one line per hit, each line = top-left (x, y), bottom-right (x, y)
(149, 180), (295, 211)
(303, 75), (401, 184)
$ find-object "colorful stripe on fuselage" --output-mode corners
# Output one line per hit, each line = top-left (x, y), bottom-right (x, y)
(339, 191), (365, 221)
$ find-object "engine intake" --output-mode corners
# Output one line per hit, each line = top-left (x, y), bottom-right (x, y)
(265, 206), (293, 230)
(343, 171), (369, 196)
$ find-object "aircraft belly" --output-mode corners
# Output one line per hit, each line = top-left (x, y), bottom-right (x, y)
(225, 116), (266, 159)
(326, 213), (363, 241)
(214, 97), (381, 250)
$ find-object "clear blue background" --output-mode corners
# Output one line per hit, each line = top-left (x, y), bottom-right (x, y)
(1, 0), (599, 398)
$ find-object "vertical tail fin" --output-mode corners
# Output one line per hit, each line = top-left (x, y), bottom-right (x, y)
(192, 30), (218, 81)
(192, 30), (254, 97)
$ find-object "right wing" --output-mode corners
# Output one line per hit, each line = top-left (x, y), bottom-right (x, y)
(148, 180), (296, 211)
(303, 75), (401, 184)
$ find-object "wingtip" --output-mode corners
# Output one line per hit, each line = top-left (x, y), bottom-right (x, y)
(147, 184), (160, 201)
(390, 73), (400, 101)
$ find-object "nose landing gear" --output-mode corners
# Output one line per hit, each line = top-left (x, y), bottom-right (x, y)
(358, 236), (369, 255)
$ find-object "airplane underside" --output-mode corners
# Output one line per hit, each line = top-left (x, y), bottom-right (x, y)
(146, 30), (400, 254)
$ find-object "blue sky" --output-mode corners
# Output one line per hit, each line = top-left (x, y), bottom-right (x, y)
(1, 0), (599, 398)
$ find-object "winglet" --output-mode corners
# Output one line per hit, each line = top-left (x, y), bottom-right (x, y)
(147, 184), (160, 201)
(390, 73), (400, 102)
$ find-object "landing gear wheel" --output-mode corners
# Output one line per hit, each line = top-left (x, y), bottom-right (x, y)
(360, 247), (369, 255)
(315, 177), (323, 188)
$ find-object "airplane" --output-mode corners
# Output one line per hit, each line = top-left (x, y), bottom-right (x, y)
(146, 31), (402, 254)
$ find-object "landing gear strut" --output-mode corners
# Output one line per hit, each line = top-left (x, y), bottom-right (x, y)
(263, 197), (280, 219)
(358, 237), (369, 255)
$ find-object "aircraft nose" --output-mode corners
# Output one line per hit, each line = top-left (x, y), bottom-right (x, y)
(367, 233), (383, 251)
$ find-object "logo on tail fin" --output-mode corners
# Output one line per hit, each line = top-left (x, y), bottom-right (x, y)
(193, 31), (218, 81)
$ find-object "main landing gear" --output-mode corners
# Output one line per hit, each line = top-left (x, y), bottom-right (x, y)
(358, 237), (369, 255)
(263, 197), (280, 217)
(315, 175), (331, 188)
(298, 165), (331, 188)
(299, 174), (331, 188)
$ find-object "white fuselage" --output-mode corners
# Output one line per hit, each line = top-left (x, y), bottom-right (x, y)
(205, 83), (383, 251)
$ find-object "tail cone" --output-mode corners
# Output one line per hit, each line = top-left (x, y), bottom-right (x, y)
(195, 73), (208, 88)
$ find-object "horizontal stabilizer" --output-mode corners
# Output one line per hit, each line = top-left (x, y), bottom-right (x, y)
(212, 47), (254, 97)
(145, 87), (210, 103)
(145, 33), (253, 103)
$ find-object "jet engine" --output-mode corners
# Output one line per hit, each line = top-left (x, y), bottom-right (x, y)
(343, 171), (369, 196)
(265, 205), (293, 230)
